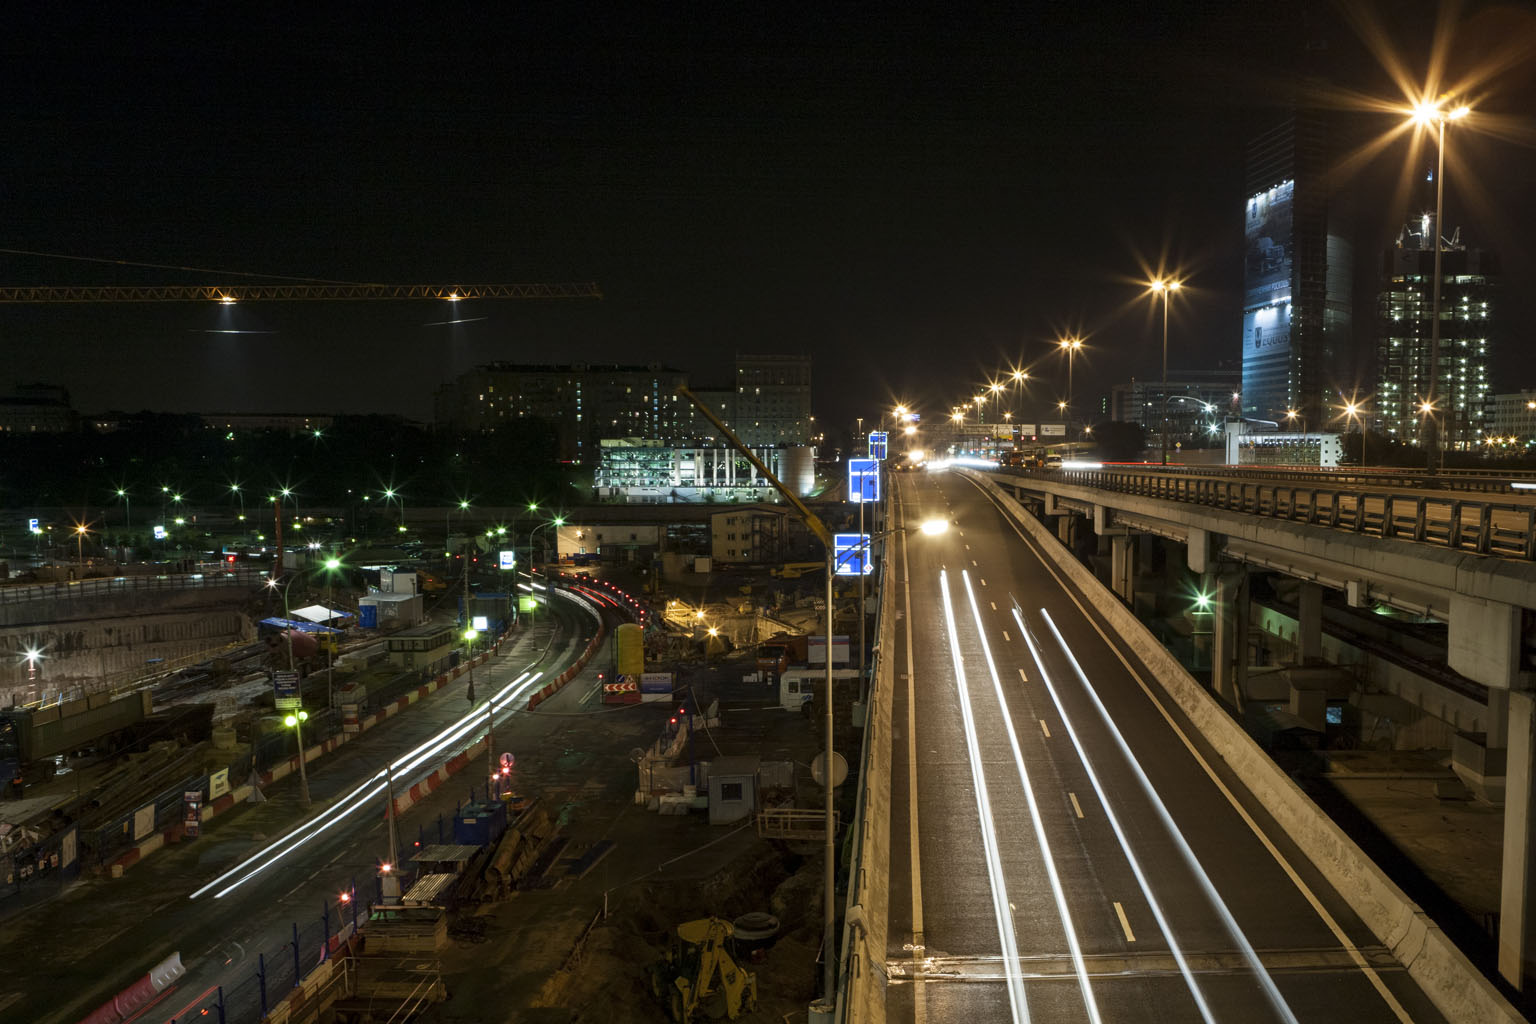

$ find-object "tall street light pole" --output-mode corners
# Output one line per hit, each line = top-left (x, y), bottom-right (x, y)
(116, 489), (130, 530)
(1058, 337), (1083, 459)
(1412, 99), (1470, 471)
(1151, 278), (1182, 465)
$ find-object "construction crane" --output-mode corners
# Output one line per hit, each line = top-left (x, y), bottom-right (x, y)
(0, 282), (601, 303)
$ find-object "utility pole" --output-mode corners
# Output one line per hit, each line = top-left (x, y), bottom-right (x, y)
(464, 537), (475, 702)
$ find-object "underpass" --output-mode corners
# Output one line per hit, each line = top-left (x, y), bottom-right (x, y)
(879, 468), (1473, 1022)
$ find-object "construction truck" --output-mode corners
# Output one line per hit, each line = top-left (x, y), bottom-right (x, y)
(650, 917), (758, 1022)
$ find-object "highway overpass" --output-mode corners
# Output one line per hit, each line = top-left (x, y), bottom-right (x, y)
(837, 466), (1528, 1023)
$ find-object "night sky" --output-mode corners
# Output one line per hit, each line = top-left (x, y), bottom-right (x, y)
(3, 3), (1534, 435)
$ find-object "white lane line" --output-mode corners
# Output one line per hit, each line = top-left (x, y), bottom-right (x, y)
(1114, 902), (1137, 943)
(899, 493), (927, 1024)
(962, 571), (1099, 1024)
(971, 559), (978, 567)
(1019, 614), (1247, 1024)
(990, 601), (997, 610)
(939, 572), (1029, 1022)
(1039, 719), (1051, 738)
(1003, 631), (1011, 642)
(980, 578), (987, 587)
(966, 544), (971, 550)
(193, 669), (541, 900)
(1068, 792), (1084, 818)
(969, 472), (1414, 1024)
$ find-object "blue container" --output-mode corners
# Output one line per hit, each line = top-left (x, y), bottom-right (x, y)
(359, 604), (378, 629)
(453, 800), (508, 847)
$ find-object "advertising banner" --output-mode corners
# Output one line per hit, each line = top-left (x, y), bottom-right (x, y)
(1039, 423), (1066, 436)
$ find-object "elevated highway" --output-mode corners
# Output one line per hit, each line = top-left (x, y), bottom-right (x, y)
(968, 463), (1536, 996)
(843, 467), (1528, 1023)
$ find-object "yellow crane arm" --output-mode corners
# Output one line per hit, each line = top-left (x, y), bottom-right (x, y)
(676, 385), (833, 549)
(0, 282), (602, 303)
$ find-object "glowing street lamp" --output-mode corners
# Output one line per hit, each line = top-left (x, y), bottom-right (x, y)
(74, 523), (89, 566)
(1409, 98), (1471, 468)
(230, 484), (244, 519)
(1150, 277), (1183, 465)
(284, 709), (312, 809)
(1058, 336), (1084, 456)
(115, 488), (130, 529)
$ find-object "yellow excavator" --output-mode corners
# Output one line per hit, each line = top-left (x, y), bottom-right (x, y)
(650, 917), (759, 1021)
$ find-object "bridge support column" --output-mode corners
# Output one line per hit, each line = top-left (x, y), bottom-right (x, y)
(1297, 581), (1324, 663)
(1211, 568), (1250, 708)
(1110, 535), (1135, 605)
(1056, 514), (1076, 548)
(1500, 690), (1536, 989)
(1137, 533), (1157, 577)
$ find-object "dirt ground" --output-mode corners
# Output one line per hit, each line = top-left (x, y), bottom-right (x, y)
(411, 642), (836, 1024)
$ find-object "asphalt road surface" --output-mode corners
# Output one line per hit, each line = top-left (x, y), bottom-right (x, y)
(0, 602), (599, 1024)
(883, 468), (1450, 1023)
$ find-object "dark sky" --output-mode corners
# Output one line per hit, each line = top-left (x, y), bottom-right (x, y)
(2, 3), (1533, 434)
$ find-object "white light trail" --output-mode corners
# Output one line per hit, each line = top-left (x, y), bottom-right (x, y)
(938, 571), (1029, 1023)
(962, 572), (1100, 1024)
(1034, 608), (1300, 1024)
(191, 666), (546, 900)
(1013, 607), (1217, 1024)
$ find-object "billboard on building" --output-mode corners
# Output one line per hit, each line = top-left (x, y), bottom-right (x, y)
(1243, 180), (1294, 361)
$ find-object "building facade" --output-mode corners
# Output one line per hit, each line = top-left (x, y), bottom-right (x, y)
(1488, 391), (1536, 446)
(0, 383), (77, 433)
(1375, 225), (1496, 449)
(1241, 114), (1353, 428)
(433, 363), (693, 463)
(1110, 371), (1242, 446)
(734, 354), (813, 445)
(593, 438), (814, 502)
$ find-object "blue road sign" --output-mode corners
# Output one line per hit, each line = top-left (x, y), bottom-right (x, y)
(834, 533), (872, 576)
(848, 458), (880, 503)
(868, 431), (888, 460)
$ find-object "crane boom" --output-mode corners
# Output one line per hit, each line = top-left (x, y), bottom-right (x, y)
(0, 282), (601, 303)
(676, 385), (832, 548)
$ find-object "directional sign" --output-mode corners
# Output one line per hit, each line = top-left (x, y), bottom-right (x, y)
(498, 550), (516, 570)
(868, 431), (888, 460)
(273, 670), (301, 711)
(834, 533), (872, 576)
(848, 458), (879, 503)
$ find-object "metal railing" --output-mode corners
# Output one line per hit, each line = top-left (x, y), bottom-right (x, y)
(1006, 466), (1536, 561)
(0, 565), (265, 606)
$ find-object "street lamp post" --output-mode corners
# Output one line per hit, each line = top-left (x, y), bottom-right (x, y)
(1058, 336), (1083, 459)
(322, 557), (342, 707)
(529, 517), (564, 572)
(285, 709), (312, 809)
(231, 484), (244, 520)
(115, 489), (130, 530)
(1412, 99), (1470, 470)
(75, 524), (88, 568)
(1151, 278), (1182, 465)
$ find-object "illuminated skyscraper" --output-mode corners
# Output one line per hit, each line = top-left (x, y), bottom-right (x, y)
(1241, 114), (1353, 427)
(1376, 218), (1496, 449)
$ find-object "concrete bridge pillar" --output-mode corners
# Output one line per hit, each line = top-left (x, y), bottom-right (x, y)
(1297, 581), (1324, 663)
(1500, 690), (1536, 990)
(1056, 514), (1076, 549)
(1137, 533), (1157, 577)
(1210, 568), (1250, 709)
(1110, 535), (1135, 605)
